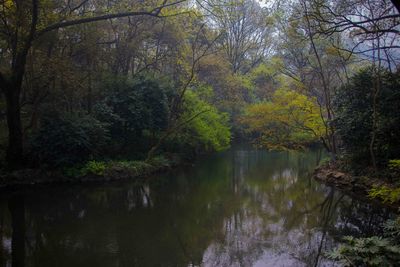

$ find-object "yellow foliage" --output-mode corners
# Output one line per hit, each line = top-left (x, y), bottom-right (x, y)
(4, 0), (14, 9)
(241, 88), (326, 150)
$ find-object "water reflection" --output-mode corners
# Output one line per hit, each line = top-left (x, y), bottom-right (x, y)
(0, 146), (394, 267)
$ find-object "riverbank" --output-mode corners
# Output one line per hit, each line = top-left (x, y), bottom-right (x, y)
(0, 154), (182, 190)
(314, 161), (400, 208)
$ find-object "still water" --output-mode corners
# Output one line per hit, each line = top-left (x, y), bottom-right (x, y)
(0, 145), (394, 267)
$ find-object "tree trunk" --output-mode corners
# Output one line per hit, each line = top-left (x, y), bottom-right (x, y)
(390, 0), (400, 13)
(5, 84), (23, 169)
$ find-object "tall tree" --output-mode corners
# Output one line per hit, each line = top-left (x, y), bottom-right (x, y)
(0, 0), (185, 168)
(202, 0), (274, 74)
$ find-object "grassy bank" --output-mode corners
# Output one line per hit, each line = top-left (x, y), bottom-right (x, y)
(0, 155), (181, 190)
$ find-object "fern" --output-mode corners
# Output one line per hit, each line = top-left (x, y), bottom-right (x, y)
(328, 219), (400, 266)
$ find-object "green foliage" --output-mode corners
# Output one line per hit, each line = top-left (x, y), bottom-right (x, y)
(63, 157), (172, 178)
(64, 160), (107, 177)
(369, 185), (400, 204)
(180, 90), (231, 152)
(328, 219), (400, 267)
(385, 219), (400, 240)
(241, 88), (325, 150)
(329, 236), (400, 266)
(334, 68), (400, 168)
(99, 75), (170, 137)
(81, 160), (107, 176)
(30, 114), (109, 167)
(248, 59), (285, 101)
(388, 160), (400, 171)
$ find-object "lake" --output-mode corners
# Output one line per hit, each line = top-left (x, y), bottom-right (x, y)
(0, 145), (394, 267)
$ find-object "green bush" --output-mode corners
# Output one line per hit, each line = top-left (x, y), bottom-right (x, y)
(30, 114), (109, 167)
(81, 160), (107, 176)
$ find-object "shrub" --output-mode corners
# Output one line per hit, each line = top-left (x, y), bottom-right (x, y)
(30, 114), (109, 167)
(369, 185), (400, 204)
(81, 160), (107, 176)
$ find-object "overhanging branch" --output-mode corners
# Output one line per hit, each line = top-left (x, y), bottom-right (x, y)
(36, 0), (187, 38)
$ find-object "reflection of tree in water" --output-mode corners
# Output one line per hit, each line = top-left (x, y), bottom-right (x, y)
(0, 147), (395, 267)
(0, 163), (238, 267)
(329, 197), (393, 238)
(201, 148), (393, 267)
(0, 200), (11, 267)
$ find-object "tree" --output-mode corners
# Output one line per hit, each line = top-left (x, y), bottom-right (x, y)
(272, 0), (357, 154)
(96, 75), (170, 151)
(180, 90), (231, 152)
(0, 0), (185, 168)
(334, 68), (400, 169)
(306, 0), (400, 168)
(146, 20), (222, 160)
(308, 0), (400, 69)
(202, 0), (274, 74)
(241, 88), (325, 150)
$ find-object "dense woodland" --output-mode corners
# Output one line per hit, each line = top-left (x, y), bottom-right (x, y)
(1, 0), (400, 265)
(0, 0), (399, 175)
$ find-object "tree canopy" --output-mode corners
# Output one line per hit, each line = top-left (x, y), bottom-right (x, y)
(0, 0), (398, 171)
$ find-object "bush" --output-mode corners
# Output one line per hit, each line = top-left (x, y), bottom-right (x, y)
(81, 160), (107, 176)
(30, 114), (109, 167)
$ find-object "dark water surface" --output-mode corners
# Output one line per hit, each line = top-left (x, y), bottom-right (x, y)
(0, 145), (394, 267)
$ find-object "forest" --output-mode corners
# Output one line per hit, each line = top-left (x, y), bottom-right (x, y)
(0, 0), (399, 171)
(1, 0), (400, 266)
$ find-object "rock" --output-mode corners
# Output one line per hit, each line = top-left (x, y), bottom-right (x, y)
(333, 172), (345, 179)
